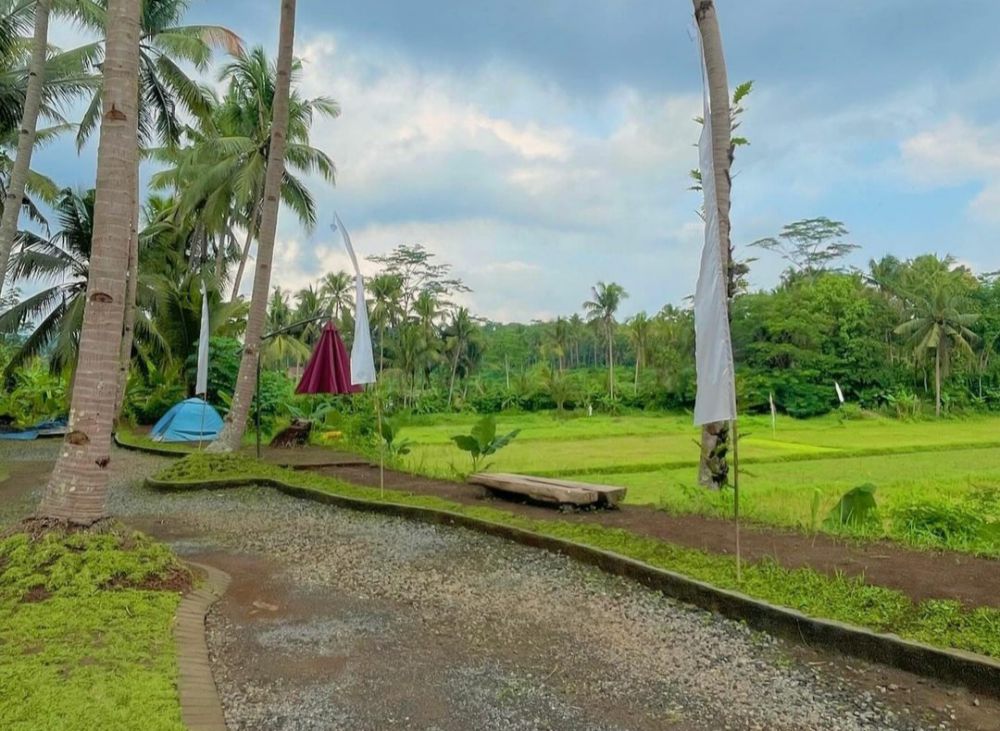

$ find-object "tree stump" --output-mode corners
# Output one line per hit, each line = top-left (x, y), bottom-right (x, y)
(269, 419), (312, 448)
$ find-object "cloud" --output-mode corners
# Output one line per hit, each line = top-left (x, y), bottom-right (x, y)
(900, 116), (1000, 221)
(266, 34), (709, 321)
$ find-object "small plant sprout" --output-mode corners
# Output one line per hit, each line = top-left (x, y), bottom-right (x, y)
(451, 415), (520, 473)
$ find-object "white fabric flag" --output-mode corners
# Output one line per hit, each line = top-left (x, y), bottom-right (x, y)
(335, 214), (377, 385)
(692, 39), (738, 426)
(835, 381), (845, 403)
(195, 279), (210, 397)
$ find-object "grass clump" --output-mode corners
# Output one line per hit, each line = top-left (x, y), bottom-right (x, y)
(0, 524), (191, 730)
(153, 453), (1000, 660)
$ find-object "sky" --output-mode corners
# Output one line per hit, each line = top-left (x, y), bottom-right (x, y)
(30, 0), (1000, 322)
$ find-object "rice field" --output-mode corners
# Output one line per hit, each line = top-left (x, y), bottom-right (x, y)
(396, 412), (1000, 554)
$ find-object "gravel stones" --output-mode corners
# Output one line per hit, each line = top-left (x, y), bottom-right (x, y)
(100, 454), (945, 731)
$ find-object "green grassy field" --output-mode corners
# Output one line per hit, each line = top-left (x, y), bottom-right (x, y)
(395, 412), (1000, 555)
(0, 527), (188, 730)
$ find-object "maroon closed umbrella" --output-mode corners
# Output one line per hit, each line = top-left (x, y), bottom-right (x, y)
(295, 322), (362, 395)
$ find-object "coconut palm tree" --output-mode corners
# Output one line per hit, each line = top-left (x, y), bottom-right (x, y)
(293, 283), (326, 344)
(583, 281), (628, 399)
(0, 0), (49, 299)
(627, 311), (651, 391)
(40, 0), (142, 523)
(0, 187), (92, 379)
(210, 0), (298, 452)
(74, 0), (242, 149)
(156, 45), (338, 301)
(262, 286), (308, 368)
(320, 270), (352, 321)
(445, 307), (477, 407)
(895, 283), (979, 417)
(368, 272), (404, 371)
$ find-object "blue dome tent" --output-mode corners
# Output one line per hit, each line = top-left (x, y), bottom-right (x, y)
(150, 398), (224, 442)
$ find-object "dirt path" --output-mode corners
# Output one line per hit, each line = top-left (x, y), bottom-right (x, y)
(317, 463), (1000, 609)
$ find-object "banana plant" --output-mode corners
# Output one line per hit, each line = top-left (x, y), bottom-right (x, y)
(451, 415), (520, 473)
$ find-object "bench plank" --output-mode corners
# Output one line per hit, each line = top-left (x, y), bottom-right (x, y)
(470, 473), (599, 506)
(486, 473), (627, 507)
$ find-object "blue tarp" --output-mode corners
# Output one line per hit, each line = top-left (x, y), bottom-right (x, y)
(0, 429), (39, 441)
(150, 398), (223, 442)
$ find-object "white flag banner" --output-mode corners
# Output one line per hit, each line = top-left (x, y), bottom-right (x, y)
(692, 38), (737, 426)
(195, 279), (210, 397)
(769, 391), (777, 433)
(335, 214), (377, 385)
(835, 381), (845, 404)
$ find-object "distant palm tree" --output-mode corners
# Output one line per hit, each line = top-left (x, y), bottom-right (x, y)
(583, 281), (628, 399)
(444, 307), (478, 407)
(895, 284), (978, 417)
(369, 273), (404, 371)
(293, 284), (326, 344)
(627, 311), (651, 391)
(262, 286), (309, 368)
(548, 316), (570, 372)
(320, 270), (353, 321)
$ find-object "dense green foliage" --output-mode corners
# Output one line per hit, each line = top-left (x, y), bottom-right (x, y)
(0, 526), (188, 730)
(153, 453), (1000, 659)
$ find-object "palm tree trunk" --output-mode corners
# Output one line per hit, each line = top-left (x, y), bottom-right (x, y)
(114, 201), (140, 416)
(38, 0), (141, 523)
(634, 348), (640, 393)
(694, 0), (734, 490)
(448, 346), (460, 407)
(0, 0), (50, 299)
(230, 223), (254, 302)
(211, 0), (296, 451)
(935, 345), (942, 417)
(607, 326), (615, 399)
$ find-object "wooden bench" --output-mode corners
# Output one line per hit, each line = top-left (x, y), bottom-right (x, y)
(469, 472), (627, 508)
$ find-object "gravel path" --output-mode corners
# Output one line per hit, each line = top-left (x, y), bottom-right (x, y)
(0, 443), (981, 730)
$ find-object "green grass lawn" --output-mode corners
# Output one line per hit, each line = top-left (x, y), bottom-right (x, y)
(393, 412), (1000, 556)
(0, 526), (190, 730)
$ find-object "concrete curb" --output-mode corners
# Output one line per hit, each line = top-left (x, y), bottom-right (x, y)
(147, 474), (1000, 699)
(175, 561), (231, 731)
(114, 433), (191, 458)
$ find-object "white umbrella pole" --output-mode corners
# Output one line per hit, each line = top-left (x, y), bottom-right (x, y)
(731, 418), (742, 583)
(376, 382), (385, 498)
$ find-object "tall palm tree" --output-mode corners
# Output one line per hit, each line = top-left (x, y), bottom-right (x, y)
(583, 281), (628, 399)
(0, 0), (49, 299)
(895, 284), (979, 417)
(210, 0), (298, 452)
(262, 286), (308, 368)
(39, 0), (142, 523)
(156, 45), (338, 301)
(293, 283), (326, 344)
(368, 272), (404, 371)
(546, 316), (570, 373)
(75, 0), (242, 149)
(627, 311), (651, 391)
(445, 307), (477, 407)
(693, 0), (735, 490)
(320, 269), (352, 321)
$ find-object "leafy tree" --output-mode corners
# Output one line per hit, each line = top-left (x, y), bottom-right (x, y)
(752, 218), (859, 280)
(583, 281), (628, 399)
(368, 243), (468, 315)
